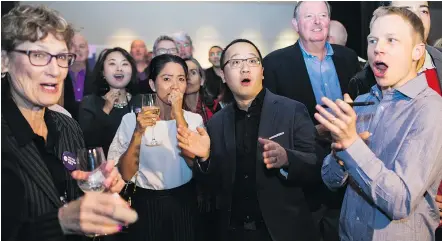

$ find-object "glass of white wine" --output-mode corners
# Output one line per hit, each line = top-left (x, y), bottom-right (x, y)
(141, 94), (161, 146)
(76, 147), (106, 238)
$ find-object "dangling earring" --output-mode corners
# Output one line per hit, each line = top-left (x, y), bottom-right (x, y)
(1, 72), (6, 78)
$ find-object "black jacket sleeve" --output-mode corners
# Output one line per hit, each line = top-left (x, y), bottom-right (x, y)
(1, 158), (69, 241)
(283, 103), (321, 184)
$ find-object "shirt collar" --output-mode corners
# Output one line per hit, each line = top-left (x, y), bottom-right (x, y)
(234, 88), (266, 113)
(299, 40), (334, 59)
(2, 97), (57, 146)
(394, 73), (428, 99)
(370, 73), (428, 100)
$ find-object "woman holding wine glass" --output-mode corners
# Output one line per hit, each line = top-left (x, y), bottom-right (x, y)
(108, 54), (203, 241)
(1, 5), (137, 241)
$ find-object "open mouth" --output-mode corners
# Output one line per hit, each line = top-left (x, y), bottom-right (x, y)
(241, 78), (252, 86)
(114, 74), (125, 81)
(40, 83), (58, 92)
(312, 28), (322, 32)
(372, 61), (388, 78)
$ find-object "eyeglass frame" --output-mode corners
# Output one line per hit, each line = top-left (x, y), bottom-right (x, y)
(12, 49), (76, 68)
(209, 52), (222, 57)
(155, 48), (179, 55)
(221, 57), (261, 70)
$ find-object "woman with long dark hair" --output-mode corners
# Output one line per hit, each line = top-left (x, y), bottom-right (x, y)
(78, 47), (137, 155)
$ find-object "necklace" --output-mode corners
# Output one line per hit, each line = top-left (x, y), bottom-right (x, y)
(113, 93), (132, 108)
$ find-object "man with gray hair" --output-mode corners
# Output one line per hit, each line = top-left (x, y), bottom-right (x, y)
(172, 31), (194, 59)
(152, 35), (180, 57)
(263, 2), (360, 241)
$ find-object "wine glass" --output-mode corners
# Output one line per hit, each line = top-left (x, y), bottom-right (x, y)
(76, 147), (106, 238)
(141, 94), (161, 146)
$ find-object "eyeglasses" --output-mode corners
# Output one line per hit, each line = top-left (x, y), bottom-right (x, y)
(155, 48), (178, 55)
(13, 50), (76, 68)
(210, 52), (222, 57)
(178, 43), (190, 48)
(222, 57), (261, 69)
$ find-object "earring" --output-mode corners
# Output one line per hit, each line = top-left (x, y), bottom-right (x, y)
(1, 72), (6, 78)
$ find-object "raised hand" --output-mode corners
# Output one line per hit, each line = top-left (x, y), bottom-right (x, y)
(314, 94), (359, 150)
(177, 125), (210, 160)
(169, 89), (184, 111)
(258, 138), (288, 169)
(103, 89), (120, 113)
(135, 107), (159, 134)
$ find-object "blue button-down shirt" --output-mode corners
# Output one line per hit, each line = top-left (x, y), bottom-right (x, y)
(322, 74), (442, 241)
(299, 41), (343, 104)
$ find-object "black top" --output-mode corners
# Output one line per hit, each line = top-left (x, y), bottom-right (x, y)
(204, 67), (223, 97)
(79, 94), (132, 156)
(230, 88), (266, 227)
(136, 66), (154, 94)
(3, 97), (70, 199)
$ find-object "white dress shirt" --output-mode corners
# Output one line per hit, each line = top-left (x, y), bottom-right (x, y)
(108, 111), (204, 190)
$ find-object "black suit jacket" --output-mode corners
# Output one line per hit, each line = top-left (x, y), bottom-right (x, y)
(195, 90), (321, 241)
(263, 42), (360, 123)
(1, 105), (85, 241)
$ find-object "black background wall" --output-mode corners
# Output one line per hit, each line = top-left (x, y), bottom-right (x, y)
(329, 1), (442, 59)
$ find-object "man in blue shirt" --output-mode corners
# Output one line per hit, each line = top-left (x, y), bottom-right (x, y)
(263, 2), (360, 240)
(318, 6), (442, 241)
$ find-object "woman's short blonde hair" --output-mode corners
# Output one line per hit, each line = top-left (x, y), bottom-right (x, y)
(1, 5), (75, 52)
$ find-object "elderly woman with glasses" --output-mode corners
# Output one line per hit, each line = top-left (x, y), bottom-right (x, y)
(1, 5), (137, 241)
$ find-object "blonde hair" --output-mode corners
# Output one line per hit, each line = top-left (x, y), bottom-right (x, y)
(370, 6), (425, 43)
(1, 5), (75, 52)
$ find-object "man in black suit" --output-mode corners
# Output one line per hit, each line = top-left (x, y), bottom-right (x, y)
(177, 39), (320, 241)
(262, 2), (360, 241)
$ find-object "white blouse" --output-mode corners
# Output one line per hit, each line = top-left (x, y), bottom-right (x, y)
(108, 111), (204, 190)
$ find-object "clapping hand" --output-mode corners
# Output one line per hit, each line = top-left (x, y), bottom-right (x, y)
(258, 138), (288, 169)
(176, 125), (211, 161)
(314, 94), (359, 150)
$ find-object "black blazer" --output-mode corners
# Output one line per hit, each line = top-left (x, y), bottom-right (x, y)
(195, 90), (321, 241)
(263, 41), (360, 123)
(63, 64), (95, 120)
(2, 106), (85, 241)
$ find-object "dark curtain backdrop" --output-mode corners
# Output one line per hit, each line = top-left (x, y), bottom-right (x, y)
(329, 1), (380, 59)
